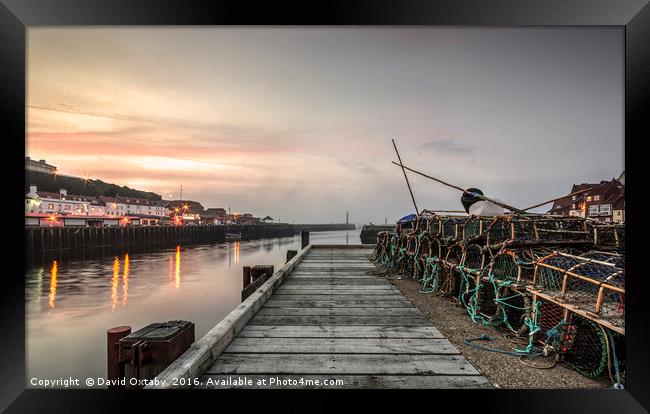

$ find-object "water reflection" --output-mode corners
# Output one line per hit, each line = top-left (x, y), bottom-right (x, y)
(34, 268), (44, 313)
(111, 257), (119, 310)
(122, 254), (129, 306)
(175, 245), (181, 288)
(226, 241), (240, 268)
(48, 261), (58, 309)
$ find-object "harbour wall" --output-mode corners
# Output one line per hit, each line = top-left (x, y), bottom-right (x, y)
(26, 224), (294, 263)
(360, 225), (396, 244)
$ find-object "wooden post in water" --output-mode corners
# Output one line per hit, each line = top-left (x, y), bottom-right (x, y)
(286, 249), (298, 263)
(243, 266), (251, 288)
(301, 230), (310, 249)
(107, 325), (131, 388)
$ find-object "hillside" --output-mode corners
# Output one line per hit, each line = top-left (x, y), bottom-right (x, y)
(166, 200), (205, 214)
(25, 170), (162, 201)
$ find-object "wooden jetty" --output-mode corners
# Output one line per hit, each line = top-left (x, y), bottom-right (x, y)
(148, 245), (490, 389)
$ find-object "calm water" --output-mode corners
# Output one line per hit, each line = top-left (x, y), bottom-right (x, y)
(26, 229), (361, 386)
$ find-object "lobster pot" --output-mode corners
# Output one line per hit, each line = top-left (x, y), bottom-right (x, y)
(438, 265), (460, 297)
(444, 242), (465, 266)
(534, 251), (625, 329)
(430, 238), (449, 261)
(487, 250), (534, 285)
(462, 216), (493, 241)
(497, 287), (529, 333)
(461, 243), (485, 274)
(534, 299), (567, 343)
(440, 216), (465, 242)
(414, 233), (433, 281)
(474, 280), (498, 319)
(593, 224), (625, 250)
(373, 231), (390, 259)
(457, 268), (480, 310)
(485, 216), (511, 246)
(560, 315), (608, 378)
(394, 233), (410, 274)
(426, 216), (442, 236)
(535, 217), (592, 243)
(486, 216), (593, 247)
(387, 233), (400, 264)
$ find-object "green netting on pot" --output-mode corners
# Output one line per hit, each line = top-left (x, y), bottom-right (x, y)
(461, 243), (485, 274)
(558, 315), (608, 378)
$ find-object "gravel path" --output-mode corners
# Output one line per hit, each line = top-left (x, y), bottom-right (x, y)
(382, 273), (609, 389)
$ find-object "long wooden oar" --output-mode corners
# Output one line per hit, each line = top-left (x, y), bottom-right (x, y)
(522, 187), (593, 211)
(391, 161), (528, 215)
(392, 139), (419, 214)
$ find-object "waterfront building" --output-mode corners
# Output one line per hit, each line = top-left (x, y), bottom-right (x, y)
(25, 186), (167, 227)
(98, 195), (170, 223)
(25, 186), (94, 215)
(548, 175), (625, 223)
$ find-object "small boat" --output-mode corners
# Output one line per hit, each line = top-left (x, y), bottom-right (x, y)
(225, 232), (242, 240)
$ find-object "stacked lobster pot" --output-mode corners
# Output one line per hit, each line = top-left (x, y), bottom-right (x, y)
(371, 212), (626, 383)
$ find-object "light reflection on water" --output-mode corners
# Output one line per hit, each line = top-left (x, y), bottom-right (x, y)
(25, 229), (361, 385)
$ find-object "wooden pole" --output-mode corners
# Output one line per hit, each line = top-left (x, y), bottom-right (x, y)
(107, 325), (131, 388)
(286, 249), (298, 263)
(301, 230), (309, 249)
(391, 139), (419, 214)
(390, 161), (528, 215)
(242, 266), (251, 288)
(522, 187), (593, 211)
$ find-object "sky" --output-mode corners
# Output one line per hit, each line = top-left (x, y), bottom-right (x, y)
(26, 27), (624, 224)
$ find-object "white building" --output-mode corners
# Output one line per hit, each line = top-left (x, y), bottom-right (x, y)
(25, 186), (95, 215)
(99, 196), (170, 225)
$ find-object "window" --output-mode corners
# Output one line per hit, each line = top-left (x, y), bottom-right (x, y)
(65, 205), (71, 210)
(572, 195), (576, 201)
(600, 204), (611, 214)
(588, 205), (599, 215)
(48, 204), (54, 209)
(586, 196), (592, 202)
(594, 195), (600, 201)
(571, 204), (576, 209)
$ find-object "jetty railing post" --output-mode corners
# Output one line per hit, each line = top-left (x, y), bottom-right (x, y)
(107, 325), (131, 388)
(286, 250), (298, 263)
(243, 266), (251, 288)
(301, 230), (310, 249)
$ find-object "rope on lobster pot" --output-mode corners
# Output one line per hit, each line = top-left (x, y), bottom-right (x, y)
(602, 326), (624, 389)
(464, 334), (545, 357)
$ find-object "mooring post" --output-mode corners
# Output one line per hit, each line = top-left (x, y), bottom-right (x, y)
(286, 249), (298, 263)
(301, 230), (310, 249)
(243, 266), (251, 288)
(107, 325), (131, 388)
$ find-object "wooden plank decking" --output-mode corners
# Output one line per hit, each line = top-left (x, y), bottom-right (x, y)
(198, 246), (490, 389)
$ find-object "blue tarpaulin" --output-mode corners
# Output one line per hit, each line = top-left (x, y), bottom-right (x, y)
(398, 214), (417, 224)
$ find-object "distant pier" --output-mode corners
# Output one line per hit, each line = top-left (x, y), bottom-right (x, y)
(292, 223), (356, 233)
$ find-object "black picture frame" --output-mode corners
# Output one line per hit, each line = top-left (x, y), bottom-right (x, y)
(1, 0), (648, 412)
